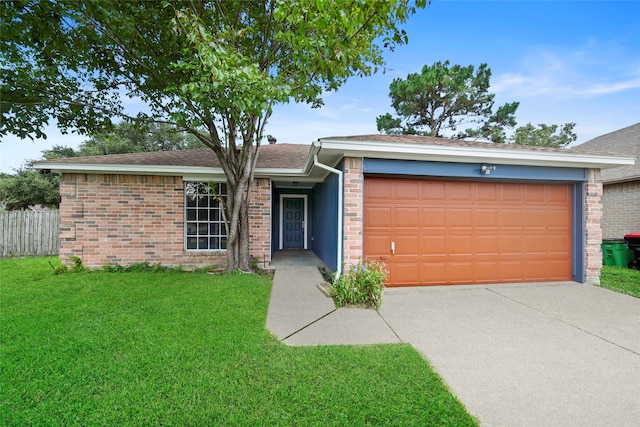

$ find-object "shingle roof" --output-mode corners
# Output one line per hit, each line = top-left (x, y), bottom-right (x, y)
(36, 143), (312, 170)
(572, 123), (640, 183)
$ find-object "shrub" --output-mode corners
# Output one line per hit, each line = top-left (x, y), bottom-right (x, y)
(332, 259), (387, 309)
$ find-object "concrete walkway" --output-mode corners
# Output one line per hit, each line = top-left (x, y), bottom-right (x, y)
(265, 251), (640, 426)
(266, 251), (400, 345)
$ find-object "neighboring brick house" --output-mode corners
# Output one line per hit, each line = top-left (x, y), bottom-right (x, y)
(573, 123), (640, 239)
(35, 135), (634, 286)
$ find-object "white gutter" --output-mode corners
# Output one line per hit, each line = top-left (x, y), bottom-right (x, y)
(313, 153), (343, 276)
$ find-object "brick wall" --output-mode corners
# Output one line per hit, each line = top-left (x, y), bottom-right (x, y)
(601, 180), (640, 239)
(342, 157), (364, 267)
(248, 178), (272, 265)
(584, 169), (603, 285)
(59, 173), (270, 269)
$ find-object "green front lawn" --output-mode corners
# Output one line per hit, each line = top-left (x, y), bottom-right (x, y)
(0, 257), (476, 426)
(600, 265), (640, 298)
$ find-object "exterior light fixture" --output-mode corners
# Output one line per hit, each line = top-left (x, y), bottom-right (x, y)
(481, 164), (497, 175)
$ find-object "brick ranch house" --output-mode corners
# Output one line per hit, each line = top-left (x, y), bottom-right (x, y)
(573, 122), (640, 239)
(34, 135), (635, 286)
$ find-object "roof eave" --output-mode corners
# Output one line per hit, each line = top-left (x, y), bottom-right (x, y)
(318, 139), (636, 169)
(602, 176), (640, 185)
(33, 161), (311, 179)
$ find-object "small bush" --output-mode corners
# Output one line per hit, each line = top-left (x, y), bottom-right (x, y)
(54, 260), (184, 274)
(69, 256), (86, 273)
(100, 262), (182, 273)
(332, 258), (387, 309)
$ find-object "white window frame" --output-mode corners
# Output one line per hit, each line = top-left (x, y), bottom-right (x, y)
(184, 182), (227, 251)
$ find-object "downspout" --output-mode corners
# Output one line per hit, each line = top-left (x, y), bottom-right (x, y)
(313, 153), (343, 275)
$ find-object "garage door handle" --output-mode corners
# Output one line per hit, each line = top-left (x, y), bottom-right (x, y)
(391, 241), (395, 255)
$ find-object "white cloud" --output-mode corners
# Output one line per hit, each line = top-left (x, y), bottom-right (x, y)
(491, 43), (640, 101)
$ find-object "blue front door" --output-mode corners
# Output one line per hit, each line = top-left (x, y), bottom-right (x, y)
(283, 197), (305, 249)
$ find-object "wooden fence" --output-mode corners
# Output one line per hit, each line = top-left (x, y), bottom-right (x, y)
(0, 210), (60, 257)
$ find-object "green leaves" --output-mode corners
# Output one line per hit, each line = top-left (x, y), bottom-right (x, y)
(511, 122), (577, 148)
(332, 259), (387, 309)
(0, 166), (60, 210)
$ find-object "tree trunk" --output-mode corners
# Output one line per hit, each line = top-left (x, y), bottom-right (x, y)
(223, 162), (253, 272)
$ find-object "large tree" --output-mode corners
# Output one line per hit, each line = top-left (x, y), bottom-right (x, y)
(376, 61), (519, 143)
(2, 0), (427, 270)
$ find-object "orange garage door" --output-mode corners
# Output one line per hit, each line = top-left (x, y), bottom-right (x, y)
(364, 177), (573, 286)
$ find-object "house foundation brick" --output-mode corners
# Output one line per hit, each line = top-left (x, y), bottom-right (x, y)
(584, 169), (603, 285)
(59, 173), (271, 269)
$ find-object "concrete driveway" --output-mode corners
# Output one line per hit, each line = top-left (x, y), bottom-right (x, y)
(266, 253), (640, 426)
(379, 282), (640, 427)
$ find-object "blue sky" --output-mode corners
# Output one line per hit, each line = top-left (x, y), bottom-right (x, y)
(2, 0), (639, 173)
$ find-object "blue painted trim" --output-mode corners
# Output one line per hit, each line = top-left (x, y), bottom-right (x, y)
(572, 183), (586, 283)
(311, 173), (339, 271)
(363, 158), (589, 182)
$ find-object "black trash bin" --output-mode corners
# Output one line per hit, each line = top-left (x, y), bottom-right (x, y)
(623, 232), (640, 269)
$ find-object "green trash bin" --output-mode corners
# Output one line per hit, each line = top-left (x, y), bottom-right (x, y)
(601, 239), (635, 268)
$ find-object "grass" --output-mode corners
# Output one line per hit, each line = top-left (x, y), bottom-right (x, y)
(600, 265), (640, 298)
(0, 257), (476, 426)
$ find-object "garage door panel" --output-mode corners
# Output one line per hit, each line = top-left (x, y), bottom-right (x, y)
(547, 239), (571, 255)
(364, 177), (572, 286)
(474, 261), (500, 282)
(394, 262), (421, 285)
(475, 208), (499, 228)
(525, 210), (550, 228)
(448, 235), (472, 255)
(547, 186), (571, 204)
(364, 207), (391, 228)
(365, 179), (391, 200)
(422, 181), (446, 200)
(422, 207), (447, 227)
(421, 235), (446, 254)
(523, 235), (548, 253)
(500, 208), (524, 227)
(476, 183), (498, 201)
(535, 260), (571, 279)
(395, 235), (420, 255)
(395, 180), (421, 200)
(499, 235), (524, 254)
(545, 209), (571, 227)
(525, 185), (546, 202)
(364, 235), (391, 257)
(500, 261), (524, 282)
(419, 263), (447, 285)
(474, 235), (499, 254)
(394, 207), (421, 228)
(502, 185), (524, 203)
(449, 182), (473, 201)
(449, 208), (473, 228)
(447, 262), (474, 283)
